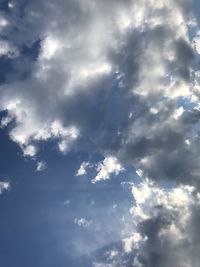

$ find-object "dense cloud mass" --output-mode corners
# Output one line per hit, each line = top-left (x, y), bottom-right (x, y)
(1, 0), (200, 266)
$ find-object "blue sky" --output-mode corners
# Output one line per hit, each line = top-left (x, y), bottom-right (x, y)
(0, 120), (135, 266)
(1, 0), (200, 266)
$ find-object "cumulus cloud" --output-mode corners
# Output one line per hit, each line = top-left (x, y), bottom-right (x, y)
(93, 178), (200, 267)
(122, 178), (200, 267)
(1, 0), (200, 265)
(0, 0), (199, 188)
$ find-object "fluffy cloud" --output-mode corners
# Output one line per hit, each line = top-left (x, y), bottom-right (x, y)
(92, 157), (124, 183)
(76, 157), (124, 182)
(76, 161), (92, 176)
(94, 178), (200, 266)
(0, 0), (199, 188)
(1, 1), (200, 265)
(123, 178), (200, 267)
(0, 0), (198, 164)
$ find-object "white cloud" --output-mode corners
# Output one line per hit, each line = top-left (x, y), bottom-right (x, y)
(0, 0), (199, 170)
(130, 178), (196, 225)
(92, 156), (124, 183)
(173, 106), (184, 120)
(74, 217), (92, 228)
(8, 2), (14, 9)
(35, 120), (79, 154)
(76, 161), (92, 176)
(36, 161), (46, 172)
(136, 169), (144, 178)
(0, 181), (10, 194)
(123, 232), (147, 253)
(40, 35), (61, 60)
(123, 178), (200, 266)
(0, 115), (13, 128)
(193, 31), (200, 54)
(23, 145), (37, 157)
(106, 249), (119, 260)
(1, 1), (200, 266)
(0, 16), (9, 28)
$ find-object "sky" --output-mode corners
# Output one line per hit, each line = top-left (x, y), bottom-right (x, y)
(1, 0), (200, 266)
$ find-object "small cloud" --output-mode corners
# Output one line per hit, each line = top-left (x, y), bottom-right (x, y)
(113, 203), (117, 209)
(173, 106), (184, 120)
(63, 200), (70, 205)
(36, 161), (46, 172)
(0, 181), (10, 194)
(92, 156), (124, 183)
(76, 161), (92, 176)
(74, 217), (93, 228)
(136, 169), (143, 178)
(8, 2), (14, 9)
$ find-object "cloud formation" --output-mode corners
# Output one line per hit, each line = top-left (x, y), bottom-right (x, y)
(93, 179), (200, 267)
(1, 0), (200, 266)
(0, 0), (199, 187)
(127, 179), (200, 267)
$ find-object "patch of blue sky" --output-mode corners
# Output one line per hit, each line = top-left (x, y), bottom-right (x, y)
(176, 96), (196, 110)
(0, 119), (136, 263)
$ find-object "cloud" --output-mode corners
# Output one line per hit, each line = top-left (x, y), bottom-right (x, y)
(92, 156), (124, 183)
(123, 232), (147, 253)
(92, 177), (200, 266)
(1, 1), (200, 265)
(106, 249), (119, 260)
(36, 161), (46, 172)
(123, 178), (200, 267)
(76, 161), (92, 176)
(63, 200), (70, 205)
(74, 217), (93, 228)
(0, 0), (199, 190)
(0, 0), (197, 163)
(0, 181), (10, 194)
(0, 40), (18, 58)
